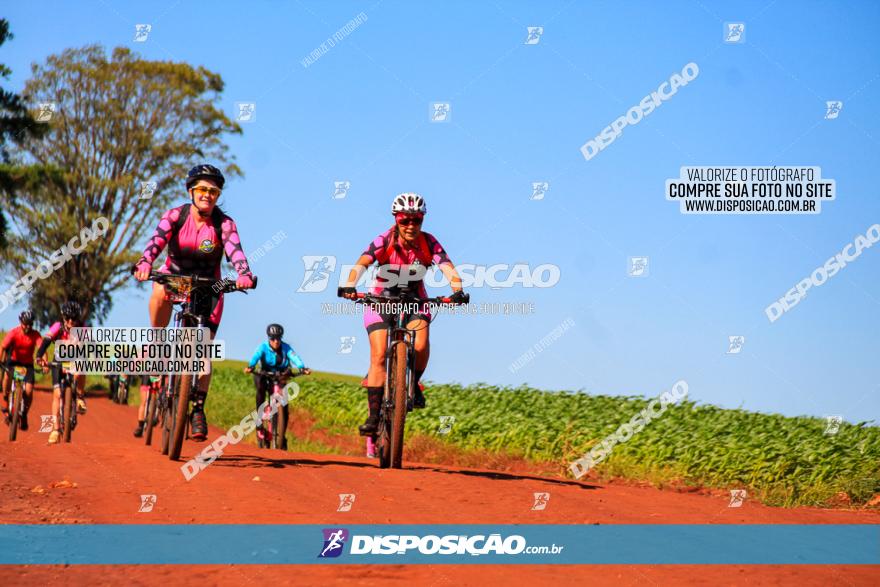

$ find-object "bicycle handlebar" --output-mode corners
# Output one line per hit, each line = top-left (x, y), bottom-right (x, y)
(336, 288), (469, 306)
(131, 267), (258, 294)
(251, 369), (308, 381)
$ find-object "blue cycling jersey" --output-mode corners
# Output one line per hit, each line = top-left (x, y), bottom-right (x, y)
(248, 341), (305, 372)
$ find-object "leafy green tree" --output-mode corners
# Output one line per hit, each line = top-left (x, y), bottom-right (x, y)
(0, 18), (46, 250)
(0, 45), (242, 325)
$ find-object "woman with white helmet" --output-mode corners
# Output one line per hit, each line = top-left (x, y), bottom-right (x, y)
(339, 193), (466, 435)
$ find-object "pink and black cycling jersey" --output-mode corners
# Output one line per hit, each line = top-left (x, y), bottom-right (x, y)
(360, 228), (451, 333)
(138, 205), (253, 280)
(361, 228), (451, 297)
(36, 321), (86, 360)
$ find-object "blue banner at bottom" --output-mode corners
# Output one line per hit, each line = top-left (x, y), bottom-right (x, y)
(0, 524), (877, 565)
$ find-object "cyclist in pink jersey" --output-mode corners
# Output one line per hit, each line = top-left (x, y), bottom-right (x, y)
(35, 301), (88, 444)
(132, 164), (255, 441)
(339, 193), (465, 435)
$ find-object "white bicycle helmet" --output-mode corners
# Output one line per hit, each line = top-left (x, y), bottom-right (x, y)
(391, 192), (427, 215)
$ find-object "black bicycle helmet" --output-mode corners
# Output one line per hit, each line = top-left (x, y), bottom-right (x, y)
(266, 323), (284, 339)
(185, 164), (226, 190)
(61, 301), (82, 320)
(19, 310), (34, 325)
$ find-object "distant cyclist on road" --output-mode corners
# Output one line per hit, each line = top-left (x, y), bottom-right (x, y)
(244, 323), (310, 447)
(1, 310), (42, 431)
(35, 301), (88, 444)
(132, 164), (256, 441)
(339, 193), (465, 435)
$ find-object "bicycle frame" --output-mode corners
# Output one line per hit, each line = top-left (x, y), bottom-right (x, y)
(162, 285), (211, 460)
(142, 269), (256, 460)
(49, 361), (77, 442)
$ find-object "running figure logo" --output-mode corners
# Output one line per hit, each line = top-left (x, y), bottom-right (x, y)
(297, 255), (337, 293)
(318, 528), (349, 558)
(332, 181), (351, 200)
(531, 492), (550, 510)
(134, 24), (152, 42)
(39, 415), (53, 433)
(138, 494), (157, 513)
(139, 181), (157, 200)
(236, 102), (256, 123)
(524, 26), (544, 45)
(628, 256), (649, 277)
(430, 102), (451, 123)
(531, 182), (549, 201)
(727, 335), (745, 354)
(825, 101), (843, 120)
(36, 103), (56, 123)
(824, 415), (843, 435)
(337, 336), (356, 354)
(337, 494), (356, 512)
(438, 415), (455, 435)
(728, 489), (747, 508)
(724, 22), (745, 43)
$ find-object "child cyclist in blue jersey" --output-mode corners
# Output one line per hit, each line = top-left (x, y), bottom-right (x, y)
(243, 324), (310, 446)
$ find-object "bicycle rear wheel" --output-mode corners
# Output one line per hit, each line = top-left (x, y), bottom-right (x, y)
(169, 374), (193, 461)
(8, 382), (20, 442)
(389, 340), (408, 469)
(62, 384), (74, 443)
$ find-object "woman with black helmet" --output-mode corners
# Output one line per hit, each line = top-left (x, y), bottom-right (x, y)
(1, 310), (42, 432)
(132, 164), (256, 441)
(243, 323), (310, 448)
(35, 301), (88, 444)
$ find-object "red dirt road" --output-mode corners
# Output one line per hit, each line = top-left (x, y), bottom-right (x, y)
(1, 388), (877, 585)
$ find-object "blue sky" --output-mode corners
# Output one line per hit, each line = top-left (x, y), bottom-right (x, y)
(3, 1), (879, 422)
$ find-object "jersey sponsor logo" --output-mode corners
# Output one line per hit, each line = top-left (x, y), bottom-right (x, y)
(199, 239), (216, 253)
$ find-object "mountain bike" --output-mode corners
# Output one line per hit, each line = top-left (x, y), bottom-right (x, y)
(49, 361), (78, 443)
(139, 270), (256, 461)
(253, 369), (307, 450)
(338, 287), (468, 469)
(2, 364), (28, 441)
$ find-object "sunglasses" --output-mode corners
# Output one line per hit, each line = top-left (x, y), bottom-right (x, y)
(269, 337), (281, 342)
(397, 216), (423, 226)
(192, 186), (222, 198)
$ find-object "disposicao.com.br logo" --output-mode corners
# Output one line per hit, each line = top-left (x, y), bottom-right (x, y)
(318, 529), (563, 558)
(297, 255), (560, 292)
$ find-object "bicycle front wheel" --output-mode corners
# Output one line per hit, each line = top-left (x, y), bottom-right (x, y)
(169, 374), (193, 461)
(389, 340), (408, 469)
(161, 376), (175, 455)
(144, 390), (157, 446)
(8, 382), (20, 442)
(62, 384), (74, 443)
